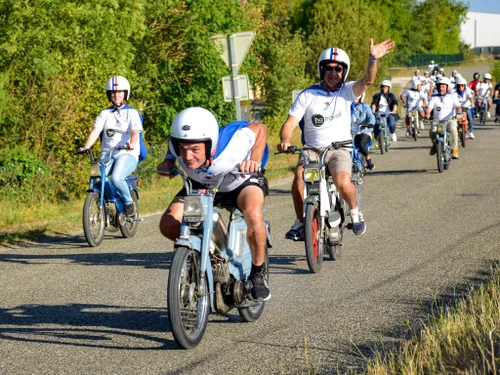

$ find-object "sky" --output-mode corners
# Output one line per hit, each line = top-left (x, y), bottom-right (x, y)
(464, 0), (500, 14)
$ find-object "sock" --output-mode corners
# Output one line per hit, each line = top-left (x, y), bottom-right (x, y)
(251, 262), (264, 275)
(350, 208), (360, 223)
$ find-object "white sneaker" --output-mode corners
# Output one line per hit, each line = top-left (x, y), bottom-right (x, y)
(487, 112), (491, 119)
(391, 132), (397, 142)
(468, 132), (475, 139)
(420, 122), (425, 130)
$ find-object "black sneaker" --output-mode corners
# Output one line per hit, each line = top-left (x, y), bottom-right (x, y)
(124, 203), (135, 216)
(249, 267), (271, 302)
(495, 118), (499, 123)
(284, 220), (305, 241)
(366, 160), (375, 170)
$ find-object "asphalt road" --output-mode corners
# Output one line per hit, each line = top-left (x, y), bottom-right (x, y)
(1, 118), (500, 373)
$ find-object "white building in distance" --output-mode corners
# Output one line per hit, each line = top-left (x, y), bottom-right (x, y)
(461, 12), (500, 48)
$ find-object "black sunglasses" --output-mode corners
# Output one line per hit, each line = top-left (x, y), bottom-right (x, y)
(325, 65), (343, 73)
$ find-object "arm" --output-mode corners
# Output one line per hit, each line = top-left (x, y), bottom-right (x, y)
(80, 127), (101, 151)
(278, 115), (300, 151)
(365, 104), (376, 125)
(353, 38), (396, 97)
(127, 129), (139, 150)
(240, 123), (268, 173)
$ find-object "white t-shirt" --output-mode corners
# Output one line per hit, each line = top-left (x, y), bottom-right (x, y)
(453, 88), (473, 108)
(402, 89), (425, 111)
(172, 127), (256, 192)
(93, 106), (143, 160)
(428, 93), (461, 122)
(289, 82), (356, 147)
(476, 82), (492, 98)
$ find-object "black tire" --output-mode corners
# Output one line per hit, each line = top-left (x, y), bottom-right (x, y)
(168, 246), (210, 349)
(413, 118), (418, 141)
(436, 141), (444, 173)
(119, 190), (139, 238)
(378, 131), (385, 154)
(304, 203), (324, 273)
(459, 125), (466, 148)
(238, 247), (269, 322)
(83, 192), (105, 247)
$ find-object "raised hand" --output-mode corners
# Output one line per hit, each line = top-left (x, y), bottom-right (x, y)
(369, 38), (396, 60)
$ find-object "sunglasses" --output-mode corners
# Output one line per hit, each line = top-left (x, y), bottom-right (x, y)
(325, 65), (343, 73)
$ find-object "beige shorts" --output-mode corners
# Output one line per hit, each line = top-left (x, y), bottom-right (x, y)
(297, 148), (352, 175)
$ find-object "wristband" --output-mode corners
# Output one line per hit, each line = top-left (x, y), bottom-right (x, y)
(368, 55), (377, 63)
(164, 154), (176, 161)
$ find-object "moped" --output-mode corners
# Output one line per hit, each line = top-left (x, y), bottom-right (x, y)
(165, 168), (272, 349)
(277, 141), (353, 273)
(79, 146), (141, 247)
(432, 119), (452, 173)
(376, 113), (391, 154)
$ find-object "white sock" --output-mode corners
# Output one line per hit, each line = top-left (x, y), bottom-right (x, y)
(350, 208), (360, 223)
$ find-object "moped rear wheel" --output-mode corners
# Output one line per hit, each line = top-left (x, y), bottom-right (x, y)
(119, 190), (139, 238)
(436, 140), (444, 173)
(304, 203), (324, 273)
(168, 246), (209, 349)
(413, 118), (418, 141)
(238, 246), (269, 322)
(83, 192), (105, 247)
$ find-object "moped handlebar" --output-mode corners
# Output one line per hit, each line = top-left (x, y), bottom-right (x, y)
(78, 146), (130, 165)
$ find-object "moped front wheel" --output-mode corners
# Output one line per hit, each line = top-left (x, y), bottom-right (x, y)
(119, 190), (139, 238)
(82, 192), (105, 247)
(168, 246), (209, 349)
(238, 246), (269, 322)
(413, 118), (419, 141)
(436, 140), (444, 173)
(304, 203), (324, 273)
(378, 131), (385, 154)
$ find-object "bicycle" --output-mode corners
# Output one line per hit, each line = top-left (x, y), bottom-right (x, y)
(79, 146), (142, 247)
(162, 168), (272, 349)
(276, 141), (353, 273)
(476, 96), (488, 125)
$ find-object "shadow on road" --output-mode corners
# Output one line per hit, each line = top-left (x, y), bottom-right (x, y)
(0, 251), (173, 269)
(0, 303), (179, 350)
(368, 169), (430, 176)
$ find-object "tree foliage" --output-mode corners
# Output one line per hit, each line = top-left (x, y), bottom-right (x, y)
(0, 0), (470, 204)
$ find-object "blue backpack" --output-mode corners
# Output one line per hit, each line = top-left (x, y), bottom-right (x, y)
(213, 121), (269, 168)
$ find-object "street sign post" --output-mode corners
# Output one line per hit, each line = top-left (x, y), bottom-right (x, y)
(211, 31), (255, 120)
(222, 74), (250, 102)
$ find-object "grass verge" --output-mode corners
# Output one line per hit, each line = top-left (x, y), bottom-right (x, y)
(364, 267), (500, 374)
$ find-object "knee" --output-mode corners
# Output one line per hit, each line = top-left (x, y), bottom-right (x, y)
(159, 213), (181, 241)
(244, 209), (264, 228)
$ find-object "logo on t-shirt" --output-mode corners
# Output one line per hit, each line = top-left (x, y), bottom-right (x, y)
(311, 114), (325, 127)
(106, 129), (115, 138)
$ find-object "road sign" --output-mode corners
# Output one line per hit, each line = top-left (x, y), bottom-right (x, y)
(222, 75), (250, 102)
(211, 31), (255, 74)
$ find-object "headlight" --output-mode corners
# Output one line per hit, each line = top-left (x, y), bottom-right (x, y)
(90, 164), (100, 177)
(304, 168), (320, 182)
(183, 196), (205, 222)
(437, 124), (445, 133)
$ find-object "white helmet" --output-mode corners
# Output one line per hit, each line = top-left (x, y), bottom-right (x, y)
(169, 107), (219, 160)
(380, 80), (392, 89)
(317, 47), (350, 83)
(436, 76), (450, 87)
(412, 80), (421, 90)
(456, 77), (467, 86)
(484, 73), (492, 80)
(414, 69), (420, 76)
(106, 75), (131, 102)
(430, 60), (435, 64)
(452, 70), (458, 76)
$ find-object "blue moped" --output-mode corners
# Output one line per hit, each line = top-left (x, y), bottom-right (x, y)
(165, 168), (272, 349)
(80, 146), (141, 247)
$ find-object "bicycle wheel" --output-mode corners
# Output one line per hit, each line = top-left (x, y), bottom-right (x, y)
(459, 124), (466, 148)
(82, 192), (105, 247)
(378, 131), (385, 154)
(168, 246), (209, 349)
(238, 246), (269, 322)
(436, 141), (444, 173)
(304, 203), (324, 273)
(119, 190), (139, 238)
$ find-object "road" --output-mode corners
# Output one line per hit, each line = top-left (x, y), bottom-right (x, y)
(1, 116), (500, 374)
